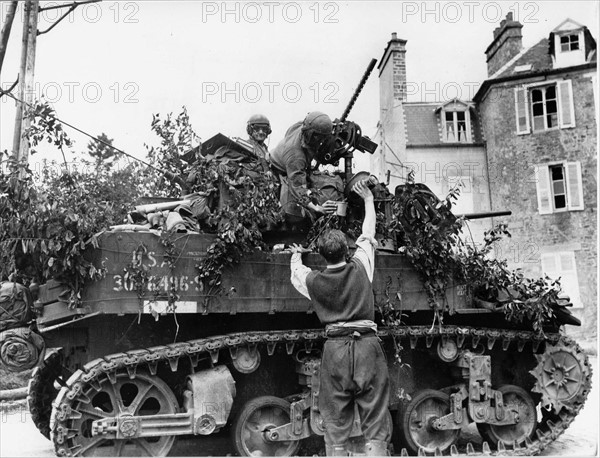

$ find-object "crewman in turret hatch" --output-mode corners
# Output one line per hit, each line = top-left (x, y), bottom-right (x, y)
(246, 114), (271, 170)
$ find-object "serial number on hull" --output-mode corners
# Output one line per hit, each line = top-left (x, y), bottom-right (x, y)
(112, 274), (205, 292)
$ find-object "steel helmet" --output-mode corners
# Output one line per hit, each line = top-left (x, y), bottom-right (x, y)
(247, 114), (271, 135)
(301, 111), (333, 135)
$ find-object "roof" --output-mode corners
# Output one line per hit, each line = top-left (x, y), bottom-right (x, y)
(493, 38), (552, 79)
(552, 18), (585, 33)
(475, 23), (597, 102)
(404, 102), (484, 146)
(405, 103), (440, 145)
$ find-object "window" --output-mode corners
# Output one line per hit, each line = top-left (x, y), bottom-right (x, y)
(560, 34), (580, 52)
(540, 251), (582, 308)
(549, 165), (567, 209)
(531, 85), (558, 131)
(514, 64), (532, 73)
(534, 161), (584, 214)
(515, 80), (575, 134)
(552, 28), (586, 68)
(443, 110), (471, 142)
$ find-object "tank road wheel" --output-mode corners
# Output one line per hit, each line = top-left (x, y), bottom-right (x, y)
(59, 372), (178, 456)
(232, 395), (300, 457)
(477, 385), (537, 448)
(530, 342), (591, 412)
(27, 349), (66, 439)
(399, 389), (460, 455)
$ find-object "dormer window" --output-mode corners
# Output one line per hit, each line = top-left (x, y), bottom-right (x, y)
(560, 34), (580, 52)
(438, 100), (472, 143)
(550, 19), (592, 68)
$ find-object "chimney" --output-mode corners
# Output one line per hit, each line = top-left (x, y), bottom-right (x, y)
(484, 12), (523, 76)
(373, 33), (408, 185)
(378, 32), (407, 102)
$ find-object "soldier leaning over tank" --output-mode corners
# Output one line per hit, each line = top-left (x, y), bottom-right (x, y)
(269, 111), (338, 226)
(289, 180), (392, 457)
(246, 114), (271, 168)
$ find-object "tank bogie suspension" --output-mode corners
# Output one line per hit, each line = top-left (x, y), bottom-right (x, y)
(48, 326), (592, 456)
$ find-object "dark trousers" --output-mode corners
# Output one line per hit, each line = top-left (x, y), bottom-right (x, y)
(319, 334), (392, 447)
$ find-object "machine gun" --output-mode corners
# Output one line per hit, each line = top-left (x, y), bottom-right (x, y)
(317, 59), (378, 175)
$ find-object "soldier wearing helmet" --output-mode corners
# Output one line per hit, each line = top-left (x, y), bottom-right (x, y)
(270, 111), (337, 224)
(246, 114), (271, 167)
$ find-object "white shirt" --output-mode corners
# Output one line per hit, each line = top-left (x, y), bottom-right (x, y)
(290, 235), (378, 300)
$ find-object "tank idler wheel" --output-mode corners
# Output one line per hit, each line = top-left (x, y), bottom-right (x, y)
(399, 389), (460, 455)
(477, 384), (537, 448)
(63, 371), (178, 456)
(232, 395), (301, 457)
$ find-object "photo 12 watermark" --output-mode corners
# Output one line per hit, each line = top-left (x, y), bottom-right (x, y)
(0, 81), (140, 104)
(200, 1), (339, 24)
(1, 1), (140, 25)
(400, 1), (539, 24)
(405, 81), (482, 102)
(200, 81), (339, 104)
(1, 402), (31, 424)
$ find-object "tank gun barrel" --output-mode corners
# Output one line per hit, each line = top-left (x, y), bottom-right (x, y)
(457, 210), (512, 220)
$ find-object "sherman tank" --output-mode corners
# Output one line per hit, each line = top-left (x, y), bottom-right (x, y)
(1, 61), (593, 457)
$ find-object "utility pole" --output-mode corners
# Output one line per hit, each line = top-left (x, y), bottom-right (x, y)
(6, 0), (99, 163)
(12, 0), (39, 163)
(0, 1), (18, 74)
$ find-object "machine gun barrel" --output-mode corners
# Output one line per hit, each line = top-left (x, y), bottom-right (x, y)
(340, 58), (377, 122)
(458, 210), (512, 220)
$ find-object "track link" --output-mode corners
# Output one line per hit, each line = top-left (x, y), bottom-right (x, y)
(28, 349), (63, 440)
(49, 326), (593, 456)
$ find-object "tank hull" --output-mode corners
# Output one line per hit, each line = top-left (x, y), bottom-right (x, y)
(37, 231), (468, 330)
(29, 231), (592, 457)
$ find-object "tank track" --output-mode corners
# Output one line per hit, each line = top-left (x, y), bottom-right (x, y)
(49, 326), (592, 456)
(28, 349), (63, 440)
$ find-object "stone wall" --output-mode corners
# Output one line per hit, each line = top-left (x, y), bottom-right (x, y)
(477, 69), (597, 339)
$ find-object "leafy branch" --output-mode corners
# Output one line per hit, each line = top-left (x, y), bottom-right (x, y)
(385, 172), (561, 335)
(1, 102), (150, 306)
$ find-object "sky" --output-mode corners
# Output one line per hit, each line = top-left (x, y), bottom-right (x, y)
(1, 1), (599, 171)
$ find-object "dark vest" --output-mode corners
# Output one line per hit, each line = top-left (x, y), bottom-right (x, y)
(306, 259), (374, 325)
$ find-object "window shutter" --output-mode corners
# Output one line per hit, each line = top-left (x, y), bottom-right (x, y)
(514, 87), (530, 134)
(534, 165), (553, 214)
(540, 252), (558, 275)
(541, 251), (582, 308)
(557, 80), (576, 128)
(558, 252), (582, 308)
(559, 272), (583, 307)
(566, 161), (584, 210)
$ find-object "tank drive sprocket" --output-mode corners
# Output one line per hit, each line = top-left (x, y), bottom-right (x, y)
(530, 339), (592, 413)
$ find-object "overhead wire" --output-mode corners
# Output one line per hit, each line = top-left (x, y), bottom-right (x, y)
(3, 90), (160, 172)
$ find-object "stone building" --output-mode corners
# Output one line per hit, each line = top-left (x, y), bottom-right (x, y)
(473, 15), (597, 338)
(372, 16), (597, 338)
(372, 34), (492, 242)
